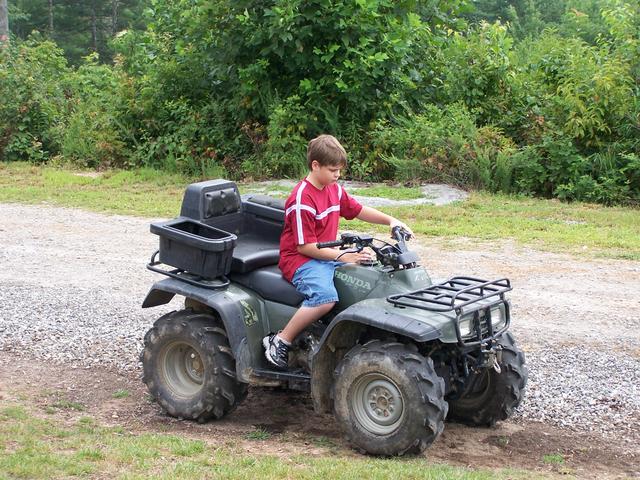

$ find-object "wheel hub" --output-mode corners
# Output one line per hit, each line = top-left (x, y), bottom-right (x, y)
(352, 373), (405, 435)
(185, 351), (203, 382)
(161, 341), (204, 397)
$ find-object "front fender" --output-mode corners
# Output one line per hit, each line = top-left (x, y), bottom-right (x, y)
(310, 299), (446, 413)
(322, 302), (444, 345)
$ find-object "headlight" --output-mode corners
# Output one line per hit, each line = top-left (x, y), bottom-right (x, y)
(490, 306), (506, 330)
(458, 316), (474, 337)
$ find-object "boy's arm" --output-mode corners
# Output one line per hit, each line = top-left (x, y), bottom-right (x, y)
(356, 206), (414, 236)
(297, 244), (372, 264)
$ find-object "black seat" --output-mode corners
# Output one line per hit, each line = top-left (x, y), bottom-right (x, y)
(230, 265), (304, 307)
(230, 233), (280, 273)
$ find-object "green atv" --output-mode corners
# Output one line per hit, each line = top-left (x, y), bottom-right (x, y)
(141, 179), (527, 456)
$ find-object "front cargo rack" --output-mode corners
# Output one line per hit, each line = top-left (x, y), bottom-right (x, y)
(387, 277), (511, 313)
(387, 277), (513, 346)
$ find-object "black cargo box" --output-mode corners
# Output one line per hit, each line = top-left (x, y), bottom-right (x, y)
(150, 218), (237, 278)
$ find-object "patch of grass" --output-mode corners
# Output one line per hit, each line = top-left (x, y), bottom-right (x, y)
(0, 406), (28, 420)
(347, 192), (640, 260)
(0, 401), (548, 479)
(112, 389), (130, 399)
(542, 453), (565, 465)
(244, 427), (271, 441)
(239, 182), (292, 198)
(351, 185), (424, 200)
(2, 163), (639, 259)
(0, 162), (186, 218)
(51, 400), (85, 411)
(75, 447), (105, 461)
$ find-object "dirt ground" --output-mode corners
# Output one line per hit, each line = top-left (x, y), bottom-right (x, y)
(0, 354), (637, 479)
(1, 203), (639, 479)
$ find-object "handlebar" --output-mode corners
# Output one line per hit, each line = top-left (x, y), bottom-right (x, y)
(316, 239), (344, 249)
(316, 229), (418, 270)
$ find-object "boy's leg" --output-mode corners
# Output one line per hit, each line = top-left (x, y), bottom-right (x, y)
(263, 260), (339, 369)
(263, 303), (334, 369)
(279, 302), (335, 343)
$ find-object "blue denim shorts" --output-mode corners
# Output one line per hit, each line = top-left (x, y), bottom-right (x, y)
(292, 259), (344, 307)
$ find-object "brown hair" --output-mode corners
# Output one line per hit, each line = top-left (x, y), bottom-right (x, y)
(307, 134), (347, 169)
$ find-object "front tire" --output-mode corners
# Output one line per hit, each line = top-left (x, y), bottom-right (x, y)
(142, 309), (247, 422)
(332, 340), (448, 456)
(448, 332), (527, 426)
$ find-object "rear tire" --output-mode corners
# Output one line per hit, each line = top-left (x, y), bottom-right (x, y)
(332, 340), (448, 456)
(142, 309), (247, 422)
(448, 332), (527, 426)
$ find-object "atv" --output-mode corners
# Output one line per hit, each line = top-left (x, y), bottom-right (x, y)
(141, 179), (527, 455)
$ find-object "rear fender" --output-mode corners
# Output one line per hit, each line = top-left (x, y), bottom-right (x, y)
(310, 303), (442, 413)
(142, 278), (246, 360)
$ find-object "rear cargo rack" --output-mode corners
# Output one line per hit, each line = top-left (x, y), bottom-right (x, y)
(387, 277), (512, 346)
(146, 250), (230, 290)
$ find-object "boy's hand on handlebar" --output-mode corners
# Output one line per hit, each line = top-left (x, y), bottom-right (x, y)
(339, 251), (374, 264)
(390, 219), (414, 239)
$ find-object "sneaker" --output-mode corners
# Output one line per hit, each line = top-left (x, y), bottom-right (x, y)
(262, 334), (290, 370)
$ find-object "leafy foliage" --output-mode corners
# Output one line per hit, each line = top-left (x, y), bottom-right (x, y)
(2, 0), (640, 204)
(9, 0), (147, 64)
(0, 38), (70, 162)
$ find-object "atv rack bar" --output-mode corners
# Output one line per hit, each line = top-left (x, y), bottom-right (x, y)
(387, 277), (511, 313)
(387, 277), (513, 347)
(146, 250), (230, 290)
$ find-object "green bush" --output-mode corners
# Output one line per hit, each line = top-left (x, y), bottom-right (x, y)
(505, 136), (639, 204)
(437, 22), (515, 126)
(0, 38), (70, 162)
(369, 103), (515, 186)
(508, 134), (585, 196)
(243, 96), (308, 179)
(59, 54), (132, 168)
(129, 98), (228, 178)
(117, 0), (460, 174)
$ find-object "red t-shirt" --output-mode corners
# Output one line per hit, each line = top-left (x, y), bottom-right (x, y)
(278, 179), (363, 281)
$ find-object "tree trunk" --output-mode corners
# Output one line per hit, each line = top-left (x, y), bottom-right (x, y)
(48, 0), (54, 34)
(90, 2), (97, 52)
(111, 0), (119, 36)
(0, 0), (9, 47)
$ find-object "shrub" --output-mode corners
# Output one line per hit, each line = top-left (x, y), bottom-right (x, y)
(243, 96), (308, 179)
(0, 37), (70, 162)
(59, 54), (132, 168)
(437, 22), (516, 126)
(368, 103), (515, 186)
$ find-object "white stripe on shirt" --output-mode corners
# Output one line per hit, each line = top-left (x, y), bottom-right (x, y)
(315, 204), (341, 220)
(285, 204), (316, 216)
(285, 182), (344, 243)
(295, 182), (307, 243)
(286, 203), (341, 220)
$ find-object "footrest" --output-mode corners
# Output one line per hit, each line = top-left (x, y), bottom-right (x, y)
(252, 368), (310, 383)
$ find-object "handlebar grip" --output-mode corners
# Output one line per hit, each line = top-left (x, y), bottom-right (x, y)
(392, 225), (411, 241)
(317, 240), (343, 249)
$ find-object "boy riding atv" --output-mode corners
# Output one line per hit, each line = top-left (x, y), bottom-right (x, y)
(141, 138), (528, 456)
(264, 134), (413, 369)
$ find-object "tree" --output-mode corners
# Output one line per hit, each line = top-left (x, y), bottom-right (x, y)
(7, 0), (147, 63)
(0, 0), (9, 46)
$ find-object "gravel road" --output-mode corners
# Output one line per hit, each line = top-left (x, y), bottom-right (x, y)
(1, 202), (638, 450)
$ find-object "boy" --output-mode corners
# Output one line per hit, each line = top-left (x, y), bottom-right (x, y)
(263, 134), (413, 369)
